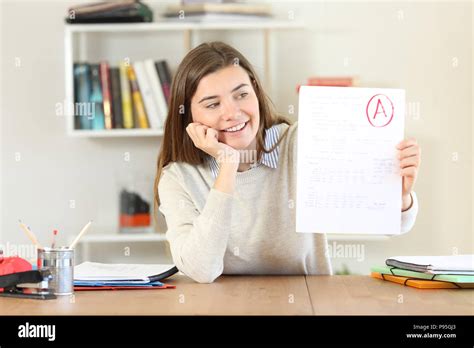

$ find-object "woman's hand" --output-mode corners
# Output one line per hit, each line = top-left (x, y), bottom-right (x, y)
(396, 138), (421, 211)
(186, 122), (239, 165)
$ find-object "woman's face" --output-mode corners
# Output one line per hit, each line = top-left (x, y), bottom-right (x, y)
(190, 65), (260, 150)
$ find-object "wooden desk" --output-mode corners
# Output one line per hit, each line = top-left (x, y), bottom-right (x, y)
(1, 275), (472, 315)
(306, 276), (474, 315)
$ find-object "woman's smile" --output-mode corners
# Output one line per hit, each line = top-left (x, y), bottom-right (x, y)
(221, 121), (249, 135)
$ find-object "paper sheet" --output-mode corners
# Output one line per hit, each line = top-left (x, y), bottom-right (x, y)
(296, 86), (405, 234)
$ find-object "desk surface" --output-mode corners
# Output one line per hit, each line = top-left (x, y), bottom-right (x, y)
(2, 275), (473, 315)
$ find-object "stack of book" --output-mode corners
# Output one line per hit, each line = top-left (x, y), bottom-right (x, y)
(73, 59), (172, 131)
(296, 76), (357, 93)
(162, 2), (272, 22)
(371, 255), (474, 289)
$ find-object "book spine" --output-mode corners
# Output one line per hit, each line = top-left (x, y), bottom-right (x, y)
(127, 65), (149, 129)
(307, 77), (354, 86)
(133, 61), (161, 129)
(119, 62), (134, 129)
(99, 61), (114, 129)
(73, 63), (92, 130)
(144, 59), (167, 129)
(110, 67), (123, 128)
(89, 64), (105, 130)
(73, 63), (80, 130)
(155, 61), (172, 105)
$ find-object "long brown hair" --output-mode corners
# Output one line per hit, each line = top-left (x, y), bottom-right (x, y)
(153, 41), (291, 216)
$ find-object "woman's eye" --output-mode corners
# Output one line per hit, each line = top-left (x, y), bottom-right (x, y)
(237, 93), (248, 99)
(206, 102), (219, 109)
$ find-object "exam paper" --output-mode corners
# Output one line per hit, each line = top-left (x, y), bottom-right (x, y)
(74, 262), (176, 282)
(296, 86), (405, 235)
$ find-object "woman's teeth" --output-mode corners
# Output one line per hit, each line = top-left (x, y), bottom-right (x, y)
(224, 122), (246, 132)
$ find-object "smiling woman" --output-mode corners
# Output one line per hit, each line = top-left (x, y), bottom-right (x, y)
(153, 41), (419, 283)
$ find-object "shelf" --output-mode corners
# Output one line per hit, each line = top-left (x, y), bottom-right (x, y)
(68, 129), (164, 138)
(65, 19), (305, 138)
(65, 20), (305, 33)
(73, 233), (168, 243)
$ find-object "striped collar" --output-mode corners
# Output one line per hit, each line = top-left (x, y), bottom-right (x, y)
(208, 124), (281, 178)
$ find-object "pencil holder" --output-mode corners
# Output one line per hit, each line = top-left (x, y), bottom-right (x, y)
(37, 247), (74, 296)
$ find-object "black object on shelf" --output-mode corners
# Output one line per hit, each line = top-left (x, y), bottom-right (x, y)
(120, 189), (150, 215)
(66, 1), (153, 24)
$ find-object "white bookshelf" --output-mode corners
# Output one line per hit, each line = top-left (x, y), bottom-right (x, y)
(69, 128), (164, 138)
(73, 233), (167, 243)
(65, 21), (305, 33)
(63, 19), (307, 260)
(64, 19), (305, 138)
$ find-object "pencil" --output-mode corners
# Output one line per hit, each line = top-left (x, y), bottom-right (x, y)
(69, 220), (92, 249)
(52, 229), (58, 249)
(18, 220), (43, 249)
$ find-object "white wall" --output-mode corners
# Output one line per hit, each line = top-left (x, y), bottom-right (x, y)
(1, 1), (472, 273)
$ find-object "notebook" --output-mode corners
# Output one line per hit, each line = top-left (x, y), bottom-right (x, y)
(386, 255), (474, 275)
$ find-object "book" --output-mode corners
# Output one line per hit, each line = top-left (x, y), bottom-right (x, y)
(164, 3), (272, 17)
(119, 62), (134, 129)
(73, 63), (92, 130)
(307, 77), (355, 86)
(68, 0), (138, 16)
(127, 65), (149, 129)
(89, 64), (105, 130)
(163, 13), (273, 22)
(154, 60), (172, 105)
(296, 76), (356, 93)
(110, 67), (123, 129)
(144, 59), (167, 128)
(99, 61), (114, 129)
(386, 255), (474, 275)
(133, 61), (161, 129)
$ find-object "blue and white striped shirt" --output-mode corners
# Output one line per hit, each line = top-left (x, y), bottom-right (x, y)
(208, 124), (281, 178)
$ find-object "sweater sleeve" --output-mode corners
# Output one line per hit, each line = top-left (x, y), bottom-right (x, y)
(400, 191), (419, 234)
(158, 166), (234, 283)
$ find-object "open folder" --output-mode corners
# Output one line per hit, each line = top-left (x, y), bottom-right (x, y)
(370, 271), (474, 289)
(74, 262), (178, 290)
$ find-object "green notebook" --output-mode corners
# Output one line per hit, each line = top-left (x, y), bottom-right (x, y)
(371, 266), (474, 283)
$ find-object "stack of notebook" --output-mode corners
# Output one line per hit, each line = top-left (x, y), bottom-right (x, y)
(74, 262), (178, 291)
(371, 255), (474, 289)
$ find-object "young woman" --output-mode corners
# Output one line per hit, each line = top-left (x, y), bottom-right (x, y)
(154, 42), (420, 283)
